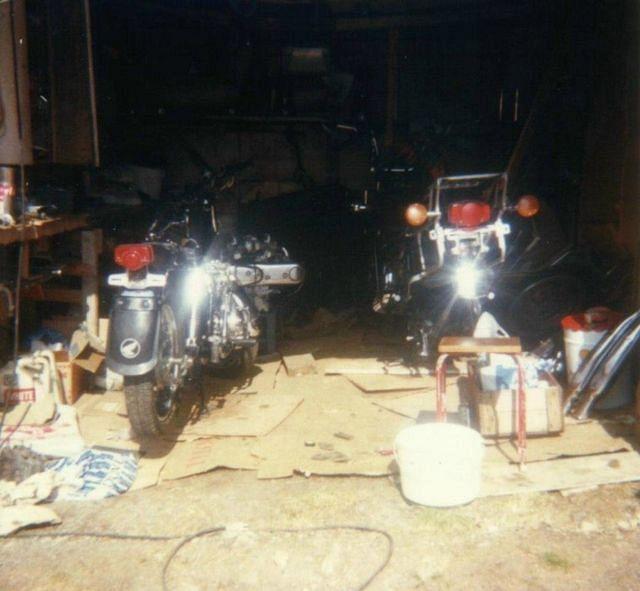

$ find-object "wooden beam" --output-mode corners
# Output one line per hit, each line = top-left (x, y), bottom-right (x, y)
(24, 287), (83, 304)
(335, 4), (532, 32)
(0, 0), (33, 164)
(384, 28), (398, 148)
(81, 229), (102, 335)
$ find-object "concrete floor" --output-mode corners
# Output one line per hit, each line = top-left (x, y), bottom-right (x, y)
(2, 326), (640, 589)
(2, 470), (640, 590)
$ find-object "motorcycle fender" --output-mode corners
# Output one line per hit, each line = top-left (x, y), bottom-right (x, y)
(106, 293), (159, 376)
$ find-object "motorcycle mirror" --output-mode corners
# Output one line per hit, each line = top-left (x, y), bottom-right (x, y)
(515, 194), (540, 218)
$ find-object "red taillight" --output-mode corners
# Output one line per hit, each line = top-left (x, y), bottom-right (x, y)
(114, 244), (154, 271)
(447, 201), (491, 228)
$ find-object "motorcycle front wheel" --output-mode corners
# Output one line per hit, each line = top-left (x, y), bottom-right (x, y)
(124, 304), (183, 437)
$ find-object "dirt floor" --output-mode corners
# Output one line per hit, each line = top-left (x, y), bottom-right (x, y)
(2, 321), (640, 590)
(2, 471), (640, 590)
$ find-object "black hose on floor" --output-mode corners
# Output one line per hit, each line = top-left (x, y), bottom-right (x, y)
(16, 524), (394, 591)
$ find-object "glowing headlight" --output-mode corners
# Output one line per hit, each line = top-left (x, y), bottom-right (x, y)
(455, 263), (479, 299)
(185, 267), (209, 304)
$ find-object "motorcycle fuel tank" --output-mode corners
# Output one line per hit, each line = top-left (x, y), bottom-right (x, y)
(106, 291), (159, 376)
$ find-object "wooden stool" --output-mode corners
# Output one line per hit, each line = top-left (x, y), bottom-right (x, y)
(436, 336), (528, 467)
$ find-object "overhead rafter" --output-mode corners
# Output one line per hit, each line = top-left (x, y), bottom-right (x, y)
(334, 2), (538, 31)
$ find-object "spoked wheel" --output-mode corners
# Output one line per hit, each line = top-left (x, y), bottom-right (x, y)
(124, 304), (183, 437)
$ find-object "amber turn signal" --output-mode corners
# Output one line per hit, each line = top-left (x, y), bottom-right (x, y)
(516, 194), (540, 218)
(405, 202), (429, 226)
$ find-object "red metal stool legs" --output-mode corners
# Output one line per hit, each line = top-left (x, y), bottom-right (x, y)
(435, 353), (449, 422)
(514, 354), (527, 467)
(435, 350), (527, 468)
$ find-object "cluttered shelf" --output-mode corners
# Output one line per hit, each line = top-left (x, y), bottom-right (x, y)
(0, 215), (88, 246)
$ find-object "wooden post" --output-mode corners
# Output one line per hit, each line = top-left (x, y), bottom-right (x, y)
(81, 229), (102, 335)
(385, 28), (399, 148)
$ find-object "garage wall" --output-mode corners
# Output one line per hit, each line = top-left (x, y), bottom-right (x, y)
(580, 0), (639, 265)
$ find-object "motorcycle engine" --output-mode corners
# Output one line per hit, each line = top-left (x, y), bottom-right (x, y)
(226, 292), (259, 340)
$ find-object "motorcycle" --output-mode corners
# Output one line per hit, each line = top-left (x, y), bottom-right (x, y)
(105, 174), (303, 437)
(374, 172), (543, 360)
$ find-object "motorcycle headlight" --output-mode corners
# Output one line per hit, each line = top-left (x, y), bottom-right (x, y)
(455, 263), (479, 299)
(185, 267), (209, 305)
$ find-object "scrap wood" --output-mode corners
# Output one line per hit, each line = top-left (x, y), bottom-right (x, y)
(160, 437), (258, 481)
(480, 451), (640, 497)
(252, 375), (412, 479)
(182, 393), (303, 437)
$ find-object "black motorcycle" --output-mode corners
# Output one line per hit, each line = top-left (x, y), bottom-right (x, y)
(105, 176), (303, 437)
(373, 172), (549, 359)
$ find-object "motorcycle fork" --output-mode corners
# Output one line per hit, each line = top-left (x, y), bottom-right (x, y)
(187, 295), (200, 350)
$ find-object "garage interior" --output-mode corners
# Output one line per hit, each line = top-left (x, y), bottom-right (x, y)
(1, 0), (640, 589)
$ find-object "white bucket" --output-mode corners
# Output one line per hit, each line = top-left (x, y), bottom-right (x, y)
(562, 308), (620, 384)
(394, 423), (484, 507)
(562, 308), (633, 409)
(563, 328), (607, 384)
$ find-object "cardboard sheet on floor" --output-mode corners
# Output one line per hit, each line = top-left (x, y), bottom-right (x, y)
(2, 405), (85, 457)
(200, 360), (282, 397)
(160, 437), (259, 480)
(78, 412), (140, 451)
(253, 375), (413, 479)
(348, 374), (434, 394)
(480, 450), (640, 496)
(484, 420), (635, 464)
(74, 390), (127, 417)
(181, 393), (303, 437)
(321, 357), (427, 376)
(371, 387), (461, 417)
(1, 392), (56, 427)
(283, 353), (317, 376)
(130, 441), (175, 490)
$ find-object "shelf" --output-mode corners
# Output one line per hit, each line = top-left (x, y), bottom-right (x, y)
(0, 215), (88, 246)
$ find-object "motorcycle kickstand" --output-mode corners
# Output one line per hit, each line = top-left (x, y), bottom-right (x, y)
(199, 381), (209, 418)
(193, 363), (209, 418)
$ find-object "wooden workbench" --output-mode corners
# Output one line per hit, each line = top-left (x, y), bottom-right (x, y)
(0, 215), (102, 335)
(0, 215), (88, 245)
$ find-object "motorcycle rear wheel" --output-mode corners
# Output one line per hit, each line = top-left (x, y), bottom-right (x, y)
(124, 304), (182, 437)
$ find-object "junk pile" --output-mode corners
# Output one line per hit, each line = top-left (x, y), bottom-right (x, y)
(0, 327), (138, 535)
(564, 308), (640, 419)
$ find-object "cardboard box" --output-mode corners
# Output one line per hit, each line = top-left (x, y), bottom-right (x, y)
(54, 351), (85, 404)
(469, 362), (564, 437)
(69, 330), (105, 373)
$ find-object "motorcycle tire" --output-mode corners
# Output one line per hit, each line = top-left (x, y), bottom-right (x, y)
(124, 304), (182, 437)
(211, 345), (257, 379)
